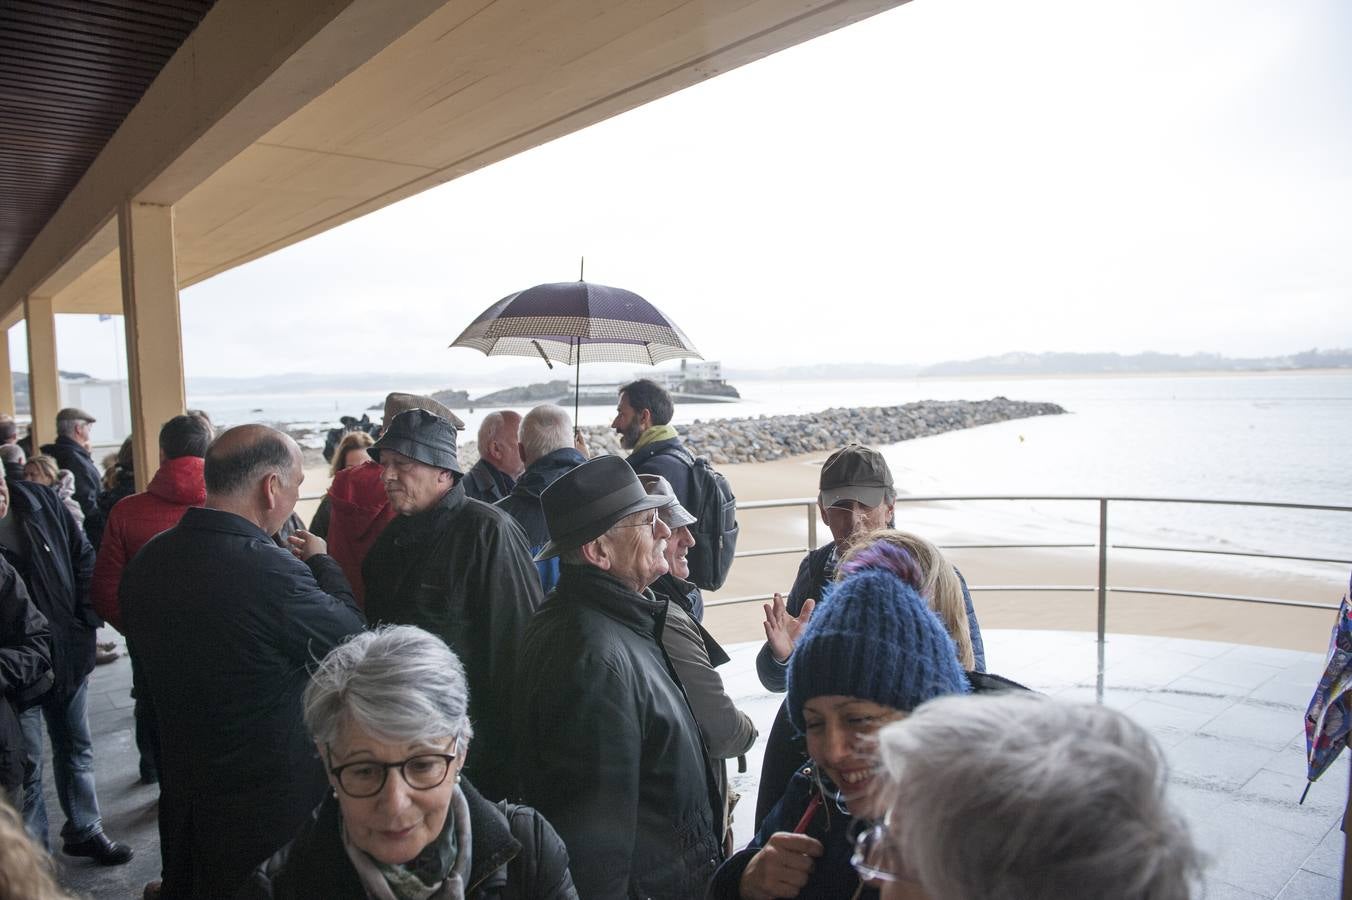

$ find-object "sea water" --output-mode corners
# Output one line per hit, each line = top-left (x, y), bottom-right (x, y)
(189, 370), (1351, 568)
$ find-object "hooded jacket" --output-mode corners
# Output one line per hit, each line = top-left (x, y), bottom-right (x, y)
(514, 564), (723, 899)
(324, 461), (394, 606)
(0, 480), (96, 704)
(238, 781), (578, 900)
(496, 447), (586, 593)
(362, 481), (543, 802)
(0, 559), (53, 791)
(90, 455), (206, 632)
(625, 434), (694, 511)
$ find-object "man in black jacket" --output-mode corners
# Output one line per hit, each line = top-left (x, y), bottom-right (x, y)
(121, 425), (364, 898)
(516, 455), (722, 899)
(362, 409), (543, 802)
(2, 468), (133, 865)
(0, 556), (52, 811)
(39, 408), (102, 523)
(462, 410), (524, 503)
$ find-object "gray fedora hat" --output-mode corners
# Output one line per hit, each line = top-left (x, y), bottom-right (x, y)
(639, 473), (697, 529)
(369, 408), (462, 475)
(535, 455), (668, 561)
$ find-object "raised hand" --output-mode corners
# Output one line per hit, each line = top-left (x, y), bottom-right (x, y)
(763, 593), (816, 664)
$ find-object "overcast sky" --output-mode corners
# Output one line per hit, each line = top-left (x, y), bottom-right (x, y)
(17, 0), (1352, 380)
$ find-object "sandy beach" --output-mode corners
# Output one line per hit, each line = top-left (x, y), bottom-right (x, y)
(297, 450), (1344, 656)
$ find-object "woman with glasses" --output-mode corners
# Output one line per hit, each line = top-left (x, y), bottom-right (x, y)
(865, 693), (1201, 899)
(239, 626), (577, 900)
(708, 547), (973, 900)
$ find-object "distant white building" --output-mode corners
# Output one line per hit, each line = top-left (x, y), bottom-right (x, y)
(646, 361), (725, 391)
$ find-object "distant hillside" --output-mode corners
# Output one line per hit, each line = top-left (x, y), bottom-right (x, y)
(918, 349), (1352, 377)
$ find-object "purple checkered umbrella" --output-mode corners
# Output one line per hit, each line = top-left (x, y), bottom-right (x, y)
(450, 280), (702, 423)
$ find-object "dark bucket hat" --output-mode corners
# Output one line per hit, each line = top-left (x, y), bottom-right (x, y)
(535, 455), (668, 561)
(369, 408), (462, 475)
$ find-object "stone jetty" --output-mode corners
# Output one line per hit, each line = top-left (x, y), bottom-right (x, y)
(455, 397), (1065, 468)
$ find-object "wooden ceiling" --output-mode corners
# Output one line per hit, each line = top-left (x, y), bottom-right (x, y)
(1, 0), (905, 325)
(0, 0), (215, 285)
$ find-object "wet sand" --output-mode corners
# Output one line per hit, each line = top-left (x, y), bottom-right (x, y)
(298, 455), (1344, 655)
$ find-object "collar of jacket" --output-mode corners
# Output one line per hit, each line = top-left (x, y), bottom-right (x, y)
(469, 458), (515, 497)
(306, 778), (522, 893)
(51, 434), (92, 459)
(555, 563), (667, 638)
(509, 447), (586, 500)
(147, 455), (206, 506)
(653, 574), (731, 668)
(5, 478), (43, 518)
(389, 480), (466, 547)
(178, 505), (273, 542)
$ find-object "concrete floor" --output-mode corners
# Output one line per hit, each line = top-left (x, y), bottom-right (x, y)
(32, 627), (1342, 899)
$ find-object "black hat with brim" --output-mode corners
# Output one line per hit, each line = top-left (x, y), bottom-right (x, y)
(369, 408), (462, 475)
(535, 455), (668, 561)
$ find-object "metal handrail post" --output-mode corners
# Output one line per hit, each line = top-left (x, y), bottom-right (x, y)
(1096, 499), (1108, 704)
(807, 503), (818, 550)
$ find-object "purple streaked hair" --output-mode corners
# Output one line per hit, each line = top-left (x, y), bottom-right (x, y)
(835, 539), (923, 593)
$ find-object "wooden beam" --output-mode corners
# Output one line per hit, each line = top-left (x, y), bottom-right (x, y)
(23, 295), (59, 448)
(0, 331), (13, 418)
(118, 200), (185, 492)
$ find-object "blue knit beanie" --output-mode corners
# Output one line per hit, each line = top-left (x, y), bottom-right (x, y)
(787, 567), (970, 732)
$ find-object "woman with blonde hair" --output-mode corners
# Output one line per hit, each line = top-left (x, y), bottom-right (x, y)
(838, 530), (975, 670)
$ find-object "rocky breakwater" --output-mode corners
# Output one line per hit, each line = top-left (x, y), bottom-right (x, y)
(576, 398), (1066, 465)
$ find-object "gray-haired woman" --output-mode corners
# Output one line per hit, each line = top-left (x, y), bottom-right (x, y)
(861, 693), (1201, 900)
(240, 626), (577, 900)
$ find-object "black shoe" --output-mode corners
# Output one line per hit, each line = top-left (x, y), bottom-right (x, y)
(63, 832), (134, 866)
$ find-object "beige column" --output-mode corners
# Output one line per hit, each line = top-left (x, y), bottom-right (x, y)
(23, 296), (59, 449)
(118, 201), (186, 491)
(0, 330), (14, 418)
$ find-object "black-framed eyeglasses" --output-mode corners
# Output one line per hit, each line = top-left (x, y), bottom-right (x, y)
(326, 737), (458, 798)
(850, 819), (911, 884)
(613, 508), (662, 538)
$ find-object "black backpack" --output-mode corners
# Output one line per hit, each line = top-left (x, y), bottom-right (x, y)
(670, 448), (739, 591)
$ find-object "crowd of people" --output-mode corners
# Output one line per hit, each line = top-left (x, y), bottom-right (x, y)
(0, 383), (1202, 899)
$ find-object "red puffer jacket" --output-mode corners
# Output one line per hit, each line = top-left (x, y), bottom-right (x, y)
(324, 461), (393, 607)
(90, 455), (206, 632)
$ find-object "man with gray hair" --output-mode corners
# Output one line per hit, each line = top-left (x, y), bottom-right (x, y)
(496, 404), (586, 592)
(40, 407), (102, 522)
(515, 455), (722, 898)
(462, 410), (524, 503)
(362, 409), (542, 802)
(121, 424), (364, 899)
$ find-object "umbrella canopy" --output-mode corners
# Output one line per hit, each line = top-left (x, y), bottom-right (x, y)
(450, 280), (702, 367)
(1303, 573), (1352, 802)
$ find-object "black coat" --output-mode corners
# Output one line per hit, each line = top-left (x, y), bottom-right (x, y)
(0, 480), (96, 704)
(363, 482), (544, 802)
(121, 507), (365, 900)
(40, 436), (102, 521)
(514, 564), (723, 899)
(0, 558), (53, 791)
(463, 458), (516, 504)
(625, 436), (695, 511)
(496, 448), (587, 552)
(238, 781), (578, 900)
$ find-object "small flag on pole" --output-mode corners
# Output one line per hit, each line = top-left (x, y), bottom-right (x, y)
(98, 314), (112, 322)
